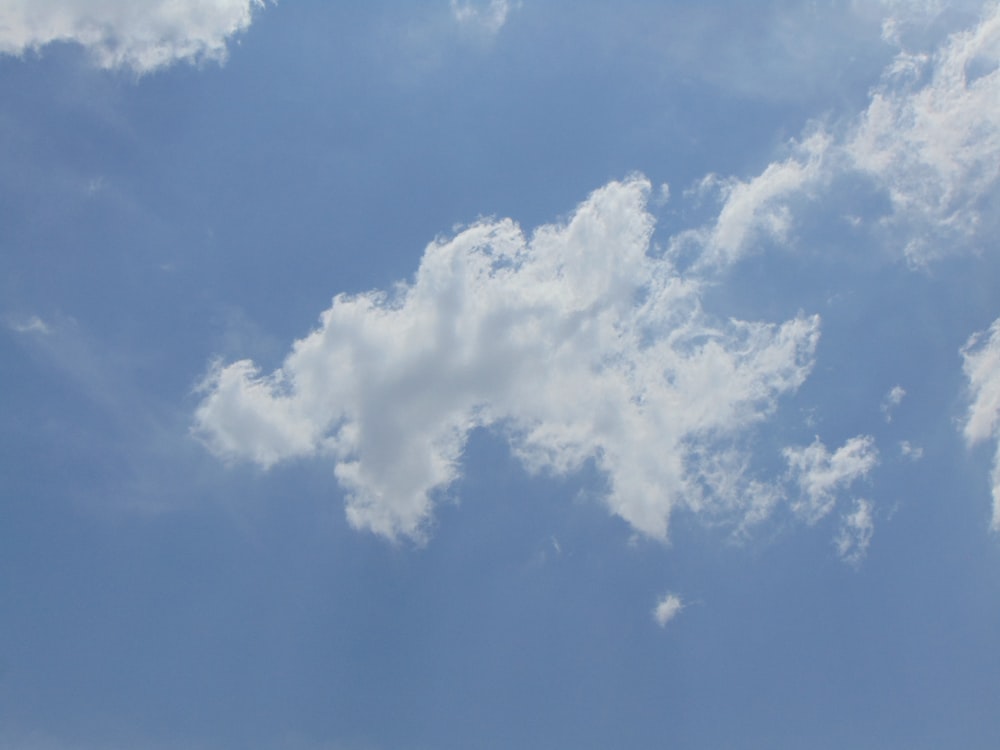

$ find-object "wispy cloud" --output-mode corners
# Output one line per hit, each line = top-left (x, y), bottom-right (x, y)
(5, 313), (52, 336)
(194, 177), (821, 542)
(449, 0), (516, 36)
(962, 317), (1000, 531)
(672, 132), (832, 270)
(900, 440), (924, 460)
(784, 435), (879, 525)
(882, 385), (907, 422)
(835, 498), (875, 566)
(0, 0), (267, 73)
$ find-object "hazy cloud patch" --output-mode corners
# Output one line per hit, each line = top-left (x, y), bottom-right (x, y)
(835, 497), (875, 566)
(5, 313), (52, 336)
(450, 0), (515, 36)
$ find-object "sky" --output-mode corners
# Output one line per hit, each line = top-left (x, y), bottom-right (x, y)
(2, 1), (1000, 748)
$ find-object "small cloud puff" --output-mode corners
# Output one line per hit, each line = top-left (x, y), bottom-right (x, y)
(835, 498), (875, 567)
(0, 0), (267, 73)
(653, 593), (684, 628)
(882, 385), (906, 422)
(899, 440), (924, 460)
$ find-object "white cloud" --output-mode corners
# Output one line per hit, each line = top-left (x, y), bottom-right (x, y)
(672, 131), (831, 270)
(900, 440), (924, 460)
(653, 593), (684, 628)
(835, 497), (875, 566)
(666, 3), (1000, 268)
(0, 0), (266, 73)
(450, 0), (515, 36)
(5, 313), (51, 335)
(195, 177), (821, 541)
(784, 435), (879, 524)
(848, 2), (1000, 264)
(961, 317), (1000, 531)
(882, 384), (907, 421)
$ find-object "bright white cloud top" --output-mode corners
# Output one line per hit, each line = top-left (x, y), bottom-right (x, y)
(194, 177), (824, 542)
(0, 0), (265, 72)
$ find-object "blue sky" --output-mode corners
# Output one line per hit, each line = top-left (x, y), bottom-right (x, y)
(3, 1), (1000, 748)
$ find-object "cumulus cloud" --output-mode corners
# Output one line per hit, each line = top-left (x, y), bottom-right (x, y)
(195, 177), (821, 541)
(653, 593), (684, 628)
(784, 435), (879, 524)
(961, 317), (1000, 531)
(450, 0), (515, 36)
(848, 2), (1000, 264)
(835, 498), (875, 566)
(0, 0), (266, 73)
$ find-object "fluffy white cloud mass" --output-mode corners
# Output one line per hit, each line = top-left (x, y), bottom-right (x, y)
(962, 318), (1000, 531)
(195, 177), (822, 541)
(849, 2), (1000, 263)
(0, 0), (264, 73)
(653, 593), (684, 628)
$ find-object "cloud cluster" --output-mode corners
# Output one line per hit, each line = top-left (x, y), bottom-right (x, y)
(193, 3), (1000, 552)
(962, 318), (1000, 531)
(0, 0), (265, 73)
(195, 177), (824, 542)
